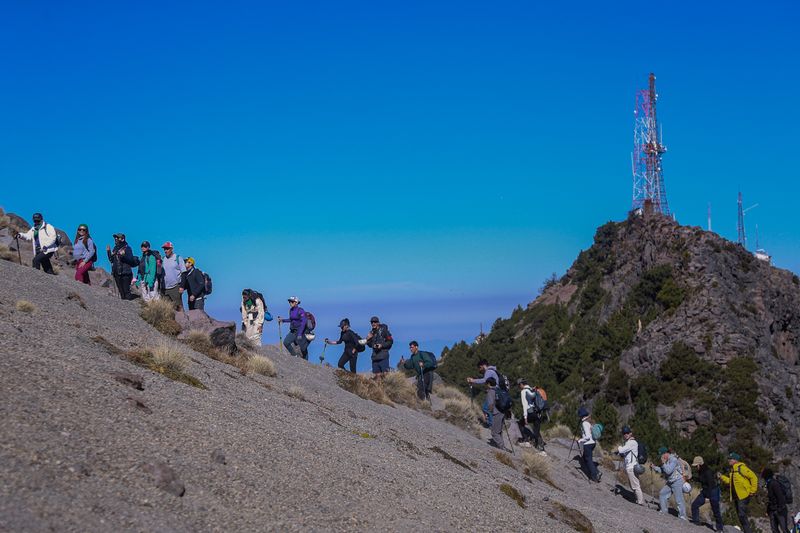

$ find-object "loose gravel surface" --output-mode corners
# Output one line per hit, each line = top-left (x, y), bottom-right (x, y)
(0, 259), (699, 532)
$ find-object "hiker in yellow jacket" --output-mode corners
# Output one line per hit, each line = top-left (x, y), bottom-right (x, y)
(718, 452), (758, 533)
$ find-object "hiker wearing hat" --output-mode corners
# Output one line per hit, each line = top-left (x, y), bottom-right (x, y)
(518, 379), (544, 451)
(719, 452), (758, 533)
(467, 360), (500, 427)
(575, 407), (601, 483)
(106, 233), (139, 300)
(690, 456), (723, 532)
(325, 318), (361, 373)
(366, 316), (393, 376)
(650, 447), (687, 521)
(278, 297), (309, 359)
(160, 242), (186, 310)
(14, 212), (58, 274)
(616, 426), (644, 505)
(135, 241), (160, 302)
(180, 257), (205, 310)
(241, 289), (268, 345)
(72, 224), (96, 285)
(762, 468), (790, 533)
(400, 341), (437, 400)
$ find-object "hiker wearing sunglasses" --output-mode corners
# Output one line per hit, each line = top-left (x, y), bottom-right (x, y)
(72, 224), (96, 284)
(14, 212), (58, 274)
(107, 233), (139, 300)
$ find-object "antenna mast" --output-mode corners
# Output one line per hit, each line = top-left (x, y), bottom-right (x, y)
(707, 202), (712, 232)
(632, 73), (670, 215)
(737, 192), (746, 247)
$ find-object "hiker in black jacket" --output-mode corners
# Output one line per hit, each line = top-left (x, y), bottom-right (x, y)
(690, 456), (724, 532)
(180, 257), (206, 310)
(365, 316), (393, 377)
(762, 468), (790, 533)
(325, 318), (360, 373)
(106, 233), (139, 300)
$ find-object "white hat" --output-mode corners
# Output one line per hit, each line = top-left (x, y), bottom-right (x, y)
(287, 296), (300, 303)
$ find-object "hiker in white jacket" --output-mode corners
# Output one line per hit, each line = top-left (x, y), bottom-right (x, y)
(575, 406), (601, 482)
(617, 426), (644, 505)
(15, 212), (58, 274)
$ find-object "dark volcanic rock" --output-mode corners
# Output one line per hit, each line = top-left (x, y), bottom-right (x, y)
(112, 371), (144, 390)
(176, 309), (237, 353)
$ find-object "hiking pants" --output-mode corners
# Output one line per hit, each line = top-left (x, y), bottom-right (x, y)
(659, 480), (687, 519)
(691, 487), (723, 531)
(416, 371), (433, 400)
(163, 285), (184, 310)
(482, 398), (493, 427)
(769, 509), (790, 533)
(188, 296), (204, 310)
(626, 465), (645, 505)
(284, 331), (309, 359)
(114, 273), (133, 300)
(337, 352), (357, 373)
(526, 412), (543, 448)
(32, 251), (55, 274)
(733, 495), (753, 533)
(582, 443), (600, 482)
(491, 411), (505, 449)
(244, 321), (262, 345)
(74, 260), (93, 284)
(140, 281), (159, 302)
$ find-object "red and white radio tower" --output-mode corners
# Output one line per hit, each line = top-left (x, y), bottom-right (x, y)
(631, 73), (670, 216)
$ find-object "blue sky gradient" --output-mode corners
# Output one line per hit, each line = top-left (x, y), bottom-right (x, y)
(2, 1), (798, 371)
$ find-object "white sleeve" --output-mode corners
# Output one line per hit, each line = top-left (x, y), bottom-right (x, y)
(17, 228), (34, 241)
(520, 390), (530, 413)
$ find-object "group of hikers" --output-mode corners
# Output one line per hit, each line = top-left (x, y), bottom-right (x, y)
(12, 212), (800, 532)
(467, 358), (799, 533)
(13, 214), (212, 310)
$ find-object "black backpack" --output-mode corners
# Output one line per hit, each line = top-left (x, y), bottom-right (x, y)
(353, 332), (366, 353)
(496, 372), (511, 392)
(420, 350), (438, 370)
(203, 272), (213, 295)
(776, 474), (793, 504)
(304, 311), (316, 332)
(637, 442), (648, 464)
(495, 387), (512, 412)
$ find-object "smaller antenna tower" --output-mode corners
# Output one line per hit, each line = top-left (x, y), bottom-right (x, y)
(707, 202), (712, 232)
(737, 192), (745, 246)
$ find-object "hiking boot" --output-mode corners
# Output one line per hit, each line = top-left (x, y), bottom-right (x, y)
(519, 441), (532, 448)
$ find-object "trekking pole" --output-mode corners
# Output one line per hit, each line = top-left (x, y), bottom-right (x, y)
(278, 320), (284, 353)
(505, 420), (514, 454)
(319, 343), (327, 364)
(15, 235), (22, 265)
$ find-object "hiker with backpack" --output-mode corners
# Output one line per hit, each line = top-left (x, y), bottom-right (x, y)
(180, 257), (206, 310)
(400, 341), (437, 400)
(763, 468), (791, 533)
(689, 456), (724, 532)
(650, 447), (688, 521)
(160, 242), (186, 310)
(575, 407), (602, 483)
(135, 241), (160, 302)
(324, 318), (362, 373)
(241, 289), (269, 345)
(719, 452), (758, 533)
(467, 359), (500, 427)
(278, 297), (310, 359)
(518, 378), (545, 451)
(365, 316), (393, 376)
(485, 377), (510, 451)
(71, 223), (96, 285)
(616, 426), (645, 506)
(14, 212), (59, 274)
(107, 233), (139, 300)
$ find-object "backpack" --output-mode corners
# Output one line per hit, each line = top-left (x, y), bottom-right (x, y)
(88, 239), (98, 263)
(535, 386), (548, 401)
(495, 387), (512, 412)
(525, 388), (547, 415)
(591, 423), (604, 440)
(203, 272), (213, 295)
(44, 225), (62, 248)
(249, 291), (272, 321)
(776, 474), (794, 504)
(304, 311), (316, 332)
(354, 332), (366, 353)
(496, 371), (511, 392)
(420, 350), (438, 370)
(678, 457), (692, 481)
(637, 442), (648, 464)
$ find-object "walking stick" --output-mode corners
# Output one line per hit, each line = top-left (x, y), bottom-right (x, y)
(469, 384), (475, 406)
(319, 343), (327, 364)
(15, 235), (22, 265)
(278, 320), (284, 353)
(504, 418), (515, 454)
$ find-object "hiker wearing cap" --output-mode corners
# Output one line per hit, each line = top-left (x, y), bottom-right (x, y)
(763, 468), (791, 533)
(180, 258), (205, 310)
(72, 224), (96, 285)
(485, 377), (508, 451)
(14, 213), (58, 274)
(135, 241), (160, 302)
(106, 233), (138, 300)
(160, 242), (186, 310)
(467, 360), (500, 427)
(719, 452), (758, 533)
(400, 341), (437, 400)
(325, 319), (361, 373)
(518, 379), (544, 451)
(650, 447), (687, 521)
(278, 297), (309, 359)
(575, 407), (601, 483)
(241, 289), (268, 345)
(366, 317), (393, 376)
(690, 456), (723, 532)
(616, 426), (644, 505)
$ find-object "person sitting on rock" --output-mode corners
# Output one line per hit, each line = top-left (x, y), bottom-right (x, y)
(107, 233), (139, 300)
(160, 241), (186, 310)
(15, 212), (59, 274)
(400, 341), (437, 400)
(650, 446), (687, 521)
(325, 318), (360, 373)
(278, 296), (309, 359)
(72, 223), (96, 284)
(180, 257), (206, 311)
(241, 289), (267, 345)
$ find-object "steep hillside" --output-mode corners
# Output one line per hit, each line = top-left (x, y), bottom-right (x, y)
(439, 212), (800, 484)
(0, 258), (702, 532)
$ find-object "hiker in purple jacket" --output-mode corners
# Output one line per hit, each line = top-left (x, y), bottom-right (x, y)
(467, 359), (499, 427)
(278, 296), (309, 359)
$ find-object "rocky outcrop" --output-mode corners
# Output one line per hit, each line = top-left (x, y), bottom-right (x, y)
(176, 309), (238, 353)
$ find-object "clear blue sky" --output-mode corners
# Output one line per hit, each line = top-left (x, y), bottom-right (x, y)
(2, 1), (798, 371)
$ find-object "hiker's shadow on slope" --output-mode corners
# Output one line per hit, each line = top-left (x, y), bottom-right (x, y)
(613, 483), (637, 504)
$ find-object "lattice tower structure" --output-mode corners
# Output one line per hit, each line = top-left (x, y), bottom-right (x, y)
(737, 191), (746, 247)
(631, 73), (670, 215)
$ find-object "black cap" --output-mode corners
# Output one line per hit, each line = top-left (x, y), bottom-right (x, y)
(621, 425), (632, 434)
(32, 212), (43, 221)
(339, 318), (350, 328)
(141, 240), (150, 248)
(370, 316), (380, 323)
(113, 233), (125, 240)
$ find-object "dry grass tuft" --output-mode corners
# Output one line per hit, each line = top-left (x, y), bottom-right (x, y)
(139, 299), (181, 336)
(548, 502), (594, 533)
(499, 483), (526, 508)
(287, 385), (305, 400)
(382, 372), (420, 408)
(433, 383), (470, 400)
(440, 397), (484, 432)
(245, 355), (277, 377)
(235, 332), (259, 352)
(184, 330), (216, 354)
(15, 299), (36, 313)
(336, 370), (394, 407)
(543, 423), (573, 439)
(495, 451), (516, 469)
(151, 342), (189, 374)
(522, 451), (561, 490)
